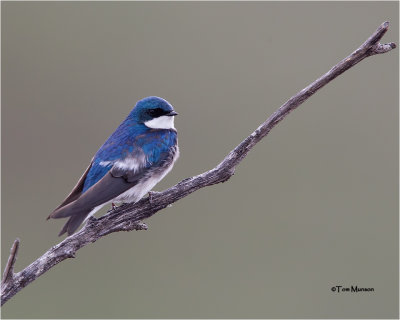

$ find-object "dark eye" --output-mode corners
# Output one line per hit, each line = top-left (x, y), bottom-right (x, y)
(148, 108), (166, 117)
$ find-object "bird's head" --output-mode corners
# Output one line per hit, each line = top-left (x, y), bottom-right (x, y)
(131, 96), (178, 129)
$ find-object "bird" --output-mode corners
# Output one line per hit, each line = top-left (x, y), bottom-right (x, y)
(47, 96), (179, 236)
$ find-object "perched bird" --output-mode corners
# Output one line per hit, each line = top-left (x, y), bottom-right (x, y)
(48, 96), (179, 236)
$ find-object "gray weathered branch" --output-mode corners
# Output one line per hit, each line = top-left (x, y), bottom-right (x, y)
(1, 239), (20, 287)
(1, 21), (396, 306)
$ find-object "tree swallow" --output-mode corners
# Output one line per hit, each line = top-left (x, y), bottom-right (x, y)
(47, 96), (179, 236)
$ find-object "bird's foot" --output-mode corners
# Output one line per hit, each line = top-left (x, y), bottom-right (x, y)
(107, 203), (128, 213)
(148, 191), (161, 204)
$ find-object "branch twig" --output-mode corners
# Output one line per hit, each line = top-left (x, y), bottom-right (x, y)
(1, 21), (395, 307)
(1, 239), (20, 286)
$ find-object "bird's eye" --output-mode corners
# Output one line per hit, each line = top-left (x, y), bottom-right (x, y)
(148, 108), (166, 117)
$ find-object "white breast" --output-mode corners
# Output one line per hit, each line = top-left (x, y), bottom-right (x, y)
(114, 145), (179, 203)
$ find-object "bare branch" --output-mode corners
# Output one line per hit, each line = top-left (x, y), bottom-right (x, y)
(1, 239), (20, 286)
(1, 21), (396, 307)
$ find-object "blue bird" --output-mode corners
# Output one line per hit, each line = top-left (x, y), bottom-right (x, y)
(47, 96), (179, 236)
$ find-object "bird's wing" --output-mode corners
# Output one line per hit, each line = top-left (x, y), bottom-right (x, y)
(75, 164), (149, 210)
(49, 158), (94, 215)
(48, 162), (148, 220)
(49, 129), (177, 220)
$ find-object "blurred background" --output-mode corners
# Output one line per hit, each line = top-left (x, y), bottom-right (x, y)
(1, 2), (398, 318)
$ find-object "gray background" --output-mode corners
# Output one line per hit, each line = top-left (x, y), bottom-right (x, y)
(1, 1), (398, 318)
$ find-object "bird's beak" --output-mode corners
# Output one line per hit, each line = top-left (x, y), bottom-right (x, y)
(166, 111), (178, 116)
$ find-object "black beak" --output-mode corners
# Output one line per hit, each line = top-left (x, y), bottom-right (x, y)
(166, 111), (178, 116)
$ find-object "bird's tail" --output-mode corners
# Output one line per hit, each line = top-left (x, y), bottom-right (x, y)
(48, 202), (93, 236)
(58, 213), (90, 236)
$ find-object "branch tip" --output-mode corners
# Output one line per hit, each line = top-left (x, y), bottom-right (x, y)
(370, 42), (397, 55)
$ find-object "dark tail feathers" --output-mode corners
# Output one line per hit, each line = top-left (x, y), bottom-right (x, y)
(48, 202), (92, 236)
(58, 211), (91, 236)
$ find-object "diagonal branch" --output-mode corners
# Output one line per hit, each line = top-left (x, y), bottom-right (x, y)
(1, 21), (396, 307)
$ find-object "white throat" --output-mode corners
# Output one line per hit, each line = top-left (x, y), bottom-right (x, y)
(144, 115), (175, 129)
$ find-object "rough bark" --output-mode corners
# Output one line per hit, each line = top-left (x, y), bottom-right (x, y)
(1, 21), (396, 306)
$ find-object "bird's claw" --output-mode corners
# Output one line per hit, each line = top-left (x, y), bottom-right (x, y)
(107, 202), (128, 213)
